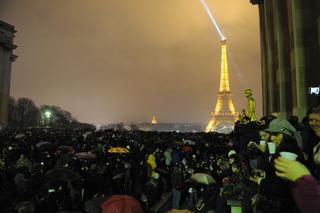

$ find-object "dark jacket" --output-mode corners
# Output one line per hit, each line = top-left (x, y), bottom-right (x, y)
(259, 140), (303, 213)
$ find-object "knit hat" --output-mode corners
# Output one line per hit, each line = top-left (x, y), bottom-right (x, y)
(265, 118), (296, 136)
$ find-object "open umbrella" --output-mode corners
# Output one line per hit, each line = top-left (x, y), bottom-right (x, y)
(57, 145), (75, 154)
(191, 173), (216, 185)
(107, 147), (129, 154)
(15, 133), (26, 139)
(183, 140), (196, 145)
(74, 152), (97, 159)
(46, 168), (81, 182)
(36, 141), (54, 151)
(101, 195), (143, 213)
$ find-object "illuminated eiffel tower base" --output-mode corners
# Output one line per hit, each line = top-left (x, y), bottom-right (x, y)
(206, 40), (238, 133)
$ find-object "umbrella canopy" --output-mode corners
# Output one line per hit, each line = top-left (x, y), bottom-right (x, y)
(57, 145), (75, 154)
(15, 133), (26, 139)
(36, 141), (54, 151)
(183, 140), (196, 145)
(46, 168), (81, 182)
(101, 195), (143, 213)
(191, 173), (216, 185)
(107, 147), (129, 154)
(74, 152), (97, 159)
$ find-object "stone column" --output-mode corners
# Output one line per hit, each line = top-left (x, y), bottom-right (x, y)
(273, 0), (292, 118)
(264, 0), (277, 114)
(0, 21), (17, 128)
(291, 0), (307, 119)
(258, 4), (268, 116)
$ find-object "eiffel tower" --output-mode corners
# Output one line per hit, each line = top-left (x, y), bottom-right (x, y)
(206, 39), (238, 133)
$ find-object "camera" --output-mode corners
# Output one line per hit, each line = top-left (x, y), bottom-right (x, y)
(309, 86), (320, 95)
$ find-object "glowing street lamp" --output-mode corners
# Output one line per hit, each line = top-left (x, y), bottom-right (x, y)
(44, 110), (52, 127)
(44, 111), (52, 119)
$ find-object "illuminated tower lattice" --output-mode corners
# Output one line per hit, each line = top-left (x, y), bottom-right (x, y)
(206, 40), (238, 133)
(151, 116), (157, 124)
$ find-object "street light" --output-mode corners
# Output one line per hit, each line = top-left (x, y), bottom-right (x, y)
(44, 110), (52, 127)
(44, 111), (51, 119)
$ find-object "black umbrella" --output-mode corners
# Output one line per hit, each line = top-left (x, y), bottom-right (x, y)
(36, 141), (54, 151)
(57, 145), (74, 154)
(46, 168), (81, 182)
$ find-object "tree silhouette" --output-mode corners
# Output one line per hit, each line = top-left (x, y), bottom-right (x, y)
(8, 97), (40, 128)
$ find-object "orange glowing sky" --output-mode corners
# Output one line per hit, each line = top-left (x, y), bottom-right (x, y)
(0, 0), (261, 124)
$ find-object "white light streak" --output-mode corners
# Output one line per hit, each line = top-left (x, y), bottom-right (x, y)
(199, 0), (225, 40)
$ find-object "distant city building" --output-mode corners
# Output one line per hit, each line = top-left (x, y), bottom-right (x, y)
(103, 122), (204, 132)
(0, 21), (17, 127)
(250, 1), (320, 119)
(206, 40), (238, 133)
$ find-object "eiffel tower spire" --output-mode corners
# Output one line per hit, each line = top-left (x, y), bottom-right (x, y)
(206, 40), (238, 133)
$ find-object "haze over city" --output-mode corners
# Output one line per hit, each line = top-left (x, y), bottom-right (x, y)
(0, 0), (261, 124)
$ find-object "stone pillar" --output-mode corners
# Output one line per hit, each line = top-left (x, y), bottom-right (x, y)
(291, 0), (320, 119)
(0, 21), (17, 128)
(317, 1), (320, 48)
(291, 0), (308, 119)
(258, 4), (268, 116)
(273, 0), (292, 118)
(264, 0), (277, 114)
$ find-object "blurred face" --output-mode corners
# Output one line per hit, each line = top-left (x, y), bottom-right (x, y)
(231, 165), (239, 173)
(229, 157), (235, 164)
(259, 130), (270, 141)
(308, 113), (320, 137)
(270, 133), (283, 147)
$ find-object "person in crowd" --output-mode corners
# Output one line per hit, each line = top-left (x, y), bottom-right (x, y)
(303, 106), (320, 179)
(246, 115), (276, 171)
(171, 162), (184, 209)
(247, 127), (269, 170)
(274, 156), (320, 213)
(250, 118), (304, 213)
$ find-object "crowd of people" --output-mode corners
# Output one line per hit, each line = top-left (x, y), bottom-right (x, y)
(0, 105), (319, 213)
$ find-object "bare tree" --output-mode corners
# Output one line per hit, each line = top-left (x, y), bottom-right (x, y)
(9, 97), (40, 128)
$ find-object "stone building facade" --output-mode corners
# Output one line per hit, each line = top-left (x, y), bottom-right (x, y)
(0, 20), (17, 127)
(250, 0), (320, 119)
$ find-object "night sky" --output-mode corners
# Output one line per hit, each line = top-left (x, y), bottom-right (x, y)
(0, 0), (261, 125)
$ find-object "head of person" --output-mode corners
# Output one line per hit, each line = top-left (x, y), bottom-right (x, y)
(259, 130), (270, 142)
(308, 106), (320, 137)
(265, 118), (296, 147)
(260, 114), (277, 126)
(228, 150), (237, 164)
